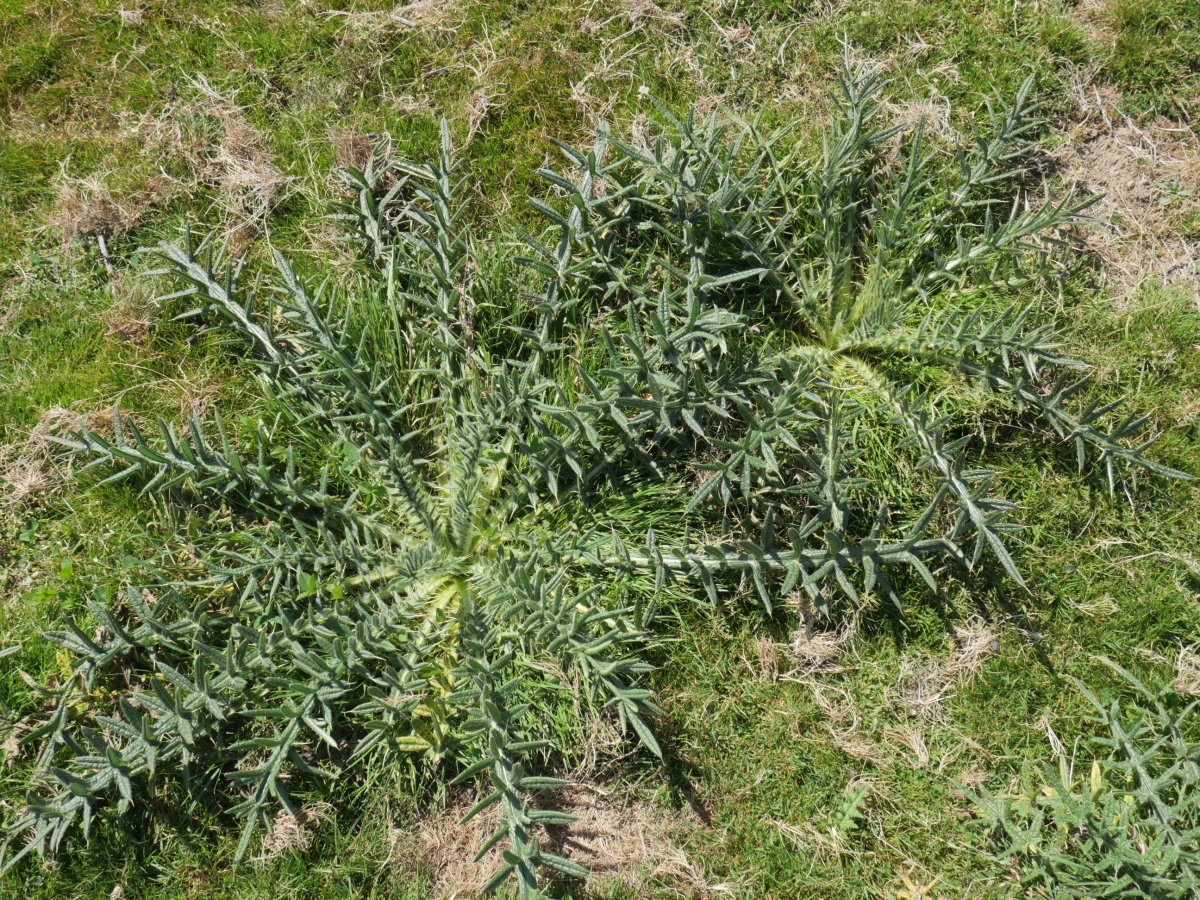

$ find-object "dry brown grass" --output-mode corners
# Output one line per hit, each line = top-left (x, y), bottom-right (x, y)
(802, 682), (884, 763)
(572, 716), (632, 779)
(119, 77), (289, 249)
(326, 0), (462, 41)
(1057, 87), (1200, 302)
(788, 617), (856, 676)
(1175, 644), (1200, 697)
(892, 658), (953, 719)
(104, 311), (150, 344)
(894, 723), (931, 768)
(751, 637), (782, 682)
(948, 620), (999, 678)
(330, 129), (377, 172)
(621, 0), (684, 30)
(884, 96), (954, 143)
(402, 780), (708, 898)
(464, 89), (494, 144)
(118, 5), (144, 28)
(387, 0), (459, 28)
(101, 271), (156, 344)
(151, 75), (295, 248)
(258, 802), (334, 860)
(786, 614), (998, 770)
(782, 616), (880, 761)
(177, 374), (221, 421)
(1, 407), (114, 506)
(889, 621), (999, 720)
(208, 117), (290, 247)
(48, 172), (171, 251)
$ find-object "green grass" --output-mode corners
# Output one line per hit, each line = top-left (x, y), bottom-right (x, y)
(2, 0), (1199, 896)
(1104, 0), (1200, 119)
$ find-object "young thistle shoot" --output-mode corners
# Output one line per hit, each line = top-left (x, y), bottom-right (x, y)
(976, 660), (1200, 896)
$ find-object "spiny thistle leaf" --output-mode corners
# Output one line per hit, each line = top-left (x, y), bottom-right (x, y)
(4, 49), (1188, 892)
(533, 48), (1187, 613)
(2, 126), (671, 896)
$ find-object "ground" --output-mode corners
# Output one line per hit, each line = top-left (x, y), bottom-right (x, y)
(1, 0), (1199, 897)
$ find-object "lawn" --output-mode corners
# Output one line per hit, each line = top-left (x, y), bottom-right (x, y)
(1, 0), (1199, 897)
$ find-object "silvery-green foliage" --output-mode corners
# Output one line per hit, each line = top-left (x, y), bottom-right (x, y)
(533, 52), (1187, 615)
(3, 53), (1190, 896)
(1, 125), (665, 898)
(976, 660), (1200, 897)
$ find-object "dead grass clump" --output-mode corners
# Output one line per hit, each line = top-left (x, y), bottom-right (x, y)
(1037, 712), (1067, 761)
(211, 116), (291, 245)
(406, 781), (707, 897)
(804, 683), (883, 763)
(1175, 644), (1200, 697)
(788, 618), (856, 676)
(1057, 103), (1200, 300)
(102, 272), (156, 344)
(885, 97), (954, 143)
(178, 376), (220, 420)
(892, 657), (952, 719)
(118, 5), (143, 27)
(703, 13), (755, 54)
(464, 89), (493, 144)
(628, 113), (654, 152)
(182, 75), (293, 247)
(893, 724), (930, 769)
(623, 0), (684, 30)
(330, 129), (377, 172)
(326, 0), (461, 41)
(1, 407), (114, 506)
(387, 0), (458, 27)
(692, 94), (728, 120)
(888, 622), (998, 719)
(105, 312), (150, 344)
(751, 637), (782, 682)
(123, 83), (288, 249)
(0, 452), (46, 505)
(573, 716), (630, 779)
(48, 172), (170, 250)
(948, 620), (999, 678)
(259, 802), (333, 860)
(957, 767), (991, 792)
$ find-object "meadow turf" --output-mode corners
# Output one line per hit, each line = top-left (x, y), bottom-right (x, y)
(1, 0), (1199, 896)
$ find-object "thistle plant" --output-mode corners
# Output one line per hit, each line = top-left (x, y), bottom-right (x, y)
(532, 55), (1188, 614)
(975, 660), (1200, 897)
(4, 55), (1190, 894)
(1, 127), (665, 896)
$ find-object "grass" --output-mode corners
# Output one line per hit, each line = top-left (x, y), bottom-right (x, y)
(2, 0), (1199, 896)
(1104, 0), (1200, 118)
